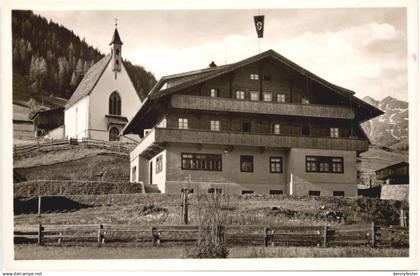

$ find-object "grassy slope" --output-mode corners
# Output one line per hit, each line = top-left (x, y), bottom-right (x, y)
(14, 146), (130, 182)
(14, 194), (406, 227)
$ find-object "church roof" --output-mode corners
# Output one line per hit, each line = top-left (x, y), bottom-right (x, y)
(66, 55), (112, 109)
(110, 28), (123, 45)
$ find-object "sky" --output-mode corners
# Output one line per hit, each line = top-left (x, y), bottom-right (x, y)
(35, 8), (408, 101)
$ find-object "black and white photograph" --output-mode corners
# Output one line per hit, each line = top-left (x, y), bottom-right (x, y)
(1, 0), (418, 273)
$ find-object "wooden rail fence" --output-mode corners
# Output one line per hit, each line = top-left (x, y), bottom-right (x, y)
(14, 222), (409, 248)
(13, 138), (136, 156)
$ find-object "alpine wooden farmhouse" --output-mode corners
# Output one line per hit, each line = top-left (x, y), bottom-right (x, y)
(123, 49), (383, 196)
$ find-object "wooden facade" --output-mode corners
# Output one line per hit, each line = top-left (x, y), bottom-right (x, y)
(125, 50), (383, 195)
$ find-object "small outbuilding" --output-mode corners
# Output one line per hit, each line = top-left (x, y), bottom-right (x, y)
(375, 161), (409, 185)
(31, 107), (64, 137)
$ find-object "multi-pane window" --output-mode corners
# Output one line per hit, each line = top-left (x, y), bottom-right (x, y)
(208, 188), (222, 194)
(210, 120), (220, 131)
(270, 157), (283, 173)
(131, 166), (137, 182)
(242, 190), (254, 194)
(250, 91), (260, 101)
(306, 156), (344, 173)
(269, 190), (283, 195)
(272, 124), (280, 135)
(181, 153), (222, 171)
(330, 128), (339, 138)
(236, 91), (245, 100)
(240, 155), (254, 172)
(277, 94), (286, 103)
(263, 92), (272, 102)
(210, 88), (219, 97)
(250, 73), (259, 80)
(242, 122), (251, 133)
(302, 96), (310, 104)
(331, 158), (344, 173)
(156, 155), (163, 174)
(178, 118), (188, 129)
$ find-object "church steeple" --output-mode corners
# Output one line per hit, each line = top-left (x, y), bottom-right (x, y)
(110, 19), (123, 74)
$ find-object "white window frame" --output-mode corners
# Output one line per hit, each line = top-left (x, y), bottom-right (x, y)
(277, 94), (286, 103)
(250, 73), (259, 80)
(330, 128), (339, 138)
(210, 120), (220, 131)
(302, 96), (310, 104)
(272, 124), (280, 135)
(263, 92), (272, 102)
(210, 88), (218, 97)
(236, 90), (245, 100)
(178, 118), (189, 129)
(250, 91), (260, 101)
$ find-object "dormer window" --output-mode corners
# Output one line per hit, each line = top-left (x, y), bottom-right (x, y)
(109, 91), (121, 115)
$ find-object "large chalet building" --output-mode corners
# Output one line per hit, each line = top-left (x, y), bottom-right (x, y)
(123, 49), (383, 196)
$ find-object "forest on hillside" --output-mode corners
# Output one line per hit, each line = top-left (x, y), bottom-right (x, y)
(12, 10), (156, 105)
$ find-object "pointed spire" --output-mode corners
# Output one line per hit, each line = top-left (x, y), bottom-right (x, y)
(110, 28), (123, 45)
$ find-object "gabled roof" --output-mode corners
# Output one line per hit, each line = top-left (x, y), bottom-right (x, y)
(110, 28), (123, 45)
(30, 107), (64, 120)
(65, 55), (112, 108)
(124, 49), (384, 135)
(375, 161), (409, 173)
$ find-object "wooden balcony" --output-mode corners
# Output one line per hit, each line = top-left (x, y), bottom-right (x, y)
(171, 95), (355, 119)
(132, 128), (369, 158)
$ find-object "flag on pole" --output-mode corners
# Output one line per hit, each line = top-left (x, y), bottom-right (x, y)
(254, 15), (265, 38)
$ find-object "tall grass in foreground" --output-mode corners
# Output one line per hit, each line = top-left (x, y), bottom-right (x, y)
(231, 246), (409, 258)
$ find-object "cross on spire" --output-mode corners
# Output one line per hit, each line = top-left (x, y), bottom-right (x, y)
(114, 18), (118, 28)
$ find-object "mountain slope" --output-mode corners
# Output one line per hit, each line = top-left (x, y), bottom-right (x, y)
(12, 10), (156, 107)
(362, 96), (408, 147)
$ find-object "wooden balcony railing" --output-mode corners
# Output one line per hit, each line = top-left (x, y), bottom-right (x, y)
(131, 128), (369, 157)
(171, 95), (355, 119)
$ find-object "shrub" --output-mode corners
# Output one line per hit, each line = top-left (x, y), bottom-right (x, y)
(187, 194), (229, 258)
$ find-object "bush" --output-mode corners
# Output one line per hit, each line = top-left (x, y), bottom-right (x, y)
(187, 194), (229, 258)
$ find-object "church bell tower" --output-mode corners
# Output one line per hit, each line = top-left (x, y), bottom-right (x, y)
(110, 20), (123, 77)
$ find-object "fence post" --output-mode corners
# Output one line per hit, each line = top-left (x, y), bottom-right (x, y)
(180, 188), (192, 225)
(51, 139), (53, 150)
(152, 227), (160, 246)
(216, 225), (224, 244)
(323, 226), (329, 247)
(400, 209), (407, 227)
(37, 223), (43, 245)
(37, 196), (42, 218)
(264, 227), (273, 247)
(97, 224), (104, 245)
(371, 221), (376, 247)
(58, 232), (62, 245)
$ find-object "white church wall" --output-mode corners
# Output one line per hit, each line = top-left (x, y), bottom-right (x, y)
(88, 62), (142, 141)
(64, 96), (89, 139)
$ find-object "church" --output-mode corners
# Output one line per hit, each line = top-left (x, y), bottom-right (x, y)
(64, 27), (142, 142)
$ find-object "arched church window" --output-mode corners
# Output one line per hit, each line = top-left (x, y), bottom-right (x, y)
(109, 91), (121, 115)
(109, 127), (120, 141)
(116, 49), (120, 55)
